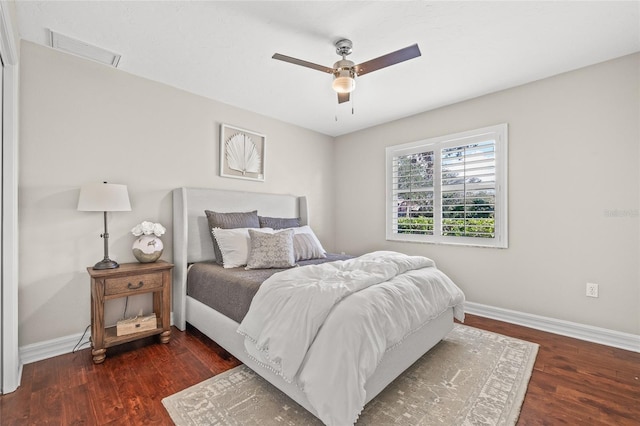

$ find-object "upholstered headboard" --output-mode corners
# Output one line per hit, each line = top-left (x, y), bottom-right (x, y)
(171, 187), (308, 330)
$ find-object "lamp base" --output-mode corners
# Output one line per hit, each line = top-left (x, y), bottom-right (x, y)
(93, 259), (120, 270)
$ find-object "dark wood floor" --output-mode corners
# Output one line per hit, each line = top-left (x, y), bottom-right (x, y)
(1, 314), (638, 425)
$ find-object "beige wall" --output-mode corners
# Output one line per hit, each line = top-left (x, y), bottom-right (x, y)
(334, 53), (640, 335)
(18, 41), (336, 346)
(18, 39), (640, 347)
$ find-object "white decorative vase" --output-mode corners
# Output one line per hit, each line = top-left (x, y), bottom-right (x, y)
(132, 235), (163, 263)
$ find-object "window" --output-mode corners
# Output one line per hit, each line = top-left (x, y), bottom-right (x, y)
(386, 124), (508, 248)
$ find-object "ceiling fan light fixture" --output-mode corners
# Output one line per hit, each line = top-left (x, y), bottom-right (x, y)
(273, 39), (421, 102)
(332, 72), (356, 94)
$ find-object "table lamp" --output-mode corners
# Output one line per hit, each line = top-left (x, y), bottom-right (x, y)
(77, 182), (131, 269)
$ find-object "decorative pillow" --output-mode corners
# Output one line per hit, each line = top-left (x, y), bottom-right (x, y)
(212, 227), (273, 268)
(258, 216), (301, 230)
(291, 225), (326, 260)
(293, 233), (327, 261)
(205, 210), (260, 264)
(246, 229), (296, 269)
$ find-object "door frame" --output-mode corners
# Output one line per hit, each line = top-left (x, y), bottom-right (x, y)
(0, 0), (20, 394)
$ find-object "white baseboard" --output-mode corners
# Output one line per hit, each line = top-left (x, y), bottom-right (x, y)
(465, 301), (640, 353)
(19, 329), (91, 365)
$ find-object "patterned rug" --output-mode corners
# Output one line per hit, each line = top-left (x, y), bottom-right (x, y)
(162, 324), (538, 425)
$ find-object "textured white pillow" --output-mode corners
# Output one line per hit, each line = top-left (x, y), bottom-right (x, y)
(246, 229), (296, 269)
(212, 227), (273, 268)
(291, 225), (326, 260)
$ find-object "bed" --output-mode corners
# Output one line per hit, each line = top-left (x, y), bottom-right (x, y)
(172, 187), (465, 425)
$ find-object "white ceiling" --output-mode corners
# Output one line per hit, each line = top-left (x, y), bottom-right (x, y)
(15, 1), (640, 137)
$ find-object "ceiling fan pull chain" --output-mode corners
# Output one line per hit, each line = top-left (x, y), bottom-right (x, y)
(352, 92), (355, 115)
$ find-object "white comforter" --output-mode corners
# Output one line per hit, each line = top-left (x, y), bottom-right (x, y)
(237, 251), (465, 425)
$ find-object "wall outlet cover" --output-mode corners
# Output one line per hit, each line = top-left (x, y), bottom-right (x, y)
(586, 282), (599, 298)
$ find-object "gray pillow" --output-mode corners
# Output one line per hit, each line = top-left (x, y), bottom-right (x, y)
(258, 216), (301, 230)
(245, 229), (296, 269)
(205, 210), (260, 264)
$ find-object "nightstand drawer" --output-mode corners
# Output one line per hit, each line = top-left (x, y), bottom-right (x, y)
(104, 272), (163, 296)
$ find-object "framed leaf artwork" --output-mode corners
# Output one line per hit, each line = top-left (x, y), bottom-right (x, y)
(220, 124), (266, 181)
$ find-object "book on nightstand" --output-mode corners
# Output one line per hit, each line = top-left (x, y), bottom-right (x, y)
(116, 313), (157, 336)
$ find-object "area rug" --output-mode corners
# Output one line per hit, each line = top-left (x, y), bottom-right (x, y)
(162, 324), (538, 425)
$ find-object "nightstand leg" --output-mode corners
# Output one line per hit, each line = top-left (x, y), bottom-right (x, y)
(91, 278), (107, 364)
(160, 330), (171, 344)
(92, 348), (106, 364)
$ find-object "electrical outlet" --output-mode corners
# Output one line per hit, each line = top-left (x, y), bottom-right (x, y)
(586, 282), (599, 298)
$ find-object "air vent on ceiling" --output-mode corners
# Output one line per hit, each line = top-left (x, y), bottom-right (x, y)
(49, 30), (121, 67)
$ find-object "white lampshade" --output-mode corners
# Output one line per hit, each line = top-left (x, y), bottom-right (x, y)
(77, 183), (131, 212)
(332, 74), (356, 94)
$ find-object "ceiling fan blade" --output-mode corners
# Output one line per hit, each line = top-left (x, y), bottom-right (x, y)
(272, 53), (334, 73)
(354, 44), (421, 77)
(337, 92), (350, 104)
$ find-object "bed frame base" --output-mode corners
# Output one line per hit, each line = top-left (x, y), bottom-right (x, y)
(186, 295), (453, 418)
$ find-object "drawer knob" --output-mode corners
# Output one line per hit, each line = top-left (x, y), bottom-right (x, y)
(127, 281), (144, 290)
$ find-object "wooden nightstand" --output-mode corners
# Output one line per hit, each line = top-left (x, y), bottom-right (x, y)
(87, 261), (174, 364)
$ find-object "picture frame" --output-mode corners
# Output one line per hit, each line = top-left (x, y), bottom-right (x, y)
(219, 124), (266, 181)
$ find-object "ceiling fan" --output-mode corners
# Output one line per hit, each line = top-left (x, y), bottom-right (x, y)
(272, 39), (421, 104)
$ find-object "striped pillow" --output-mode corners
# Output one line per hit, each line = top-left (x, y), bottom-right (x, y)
(293, 233), (326, 261)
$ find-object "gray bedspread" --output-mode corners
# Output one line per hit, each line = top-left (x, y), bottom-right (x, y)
(187, 253), (352, 323)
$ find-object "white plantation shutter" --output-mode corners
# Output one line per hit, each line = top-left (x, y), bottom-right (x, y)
(441, 140), (496, 238)
(386, 124), (508, 248)
(390, 150), (435, 235)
